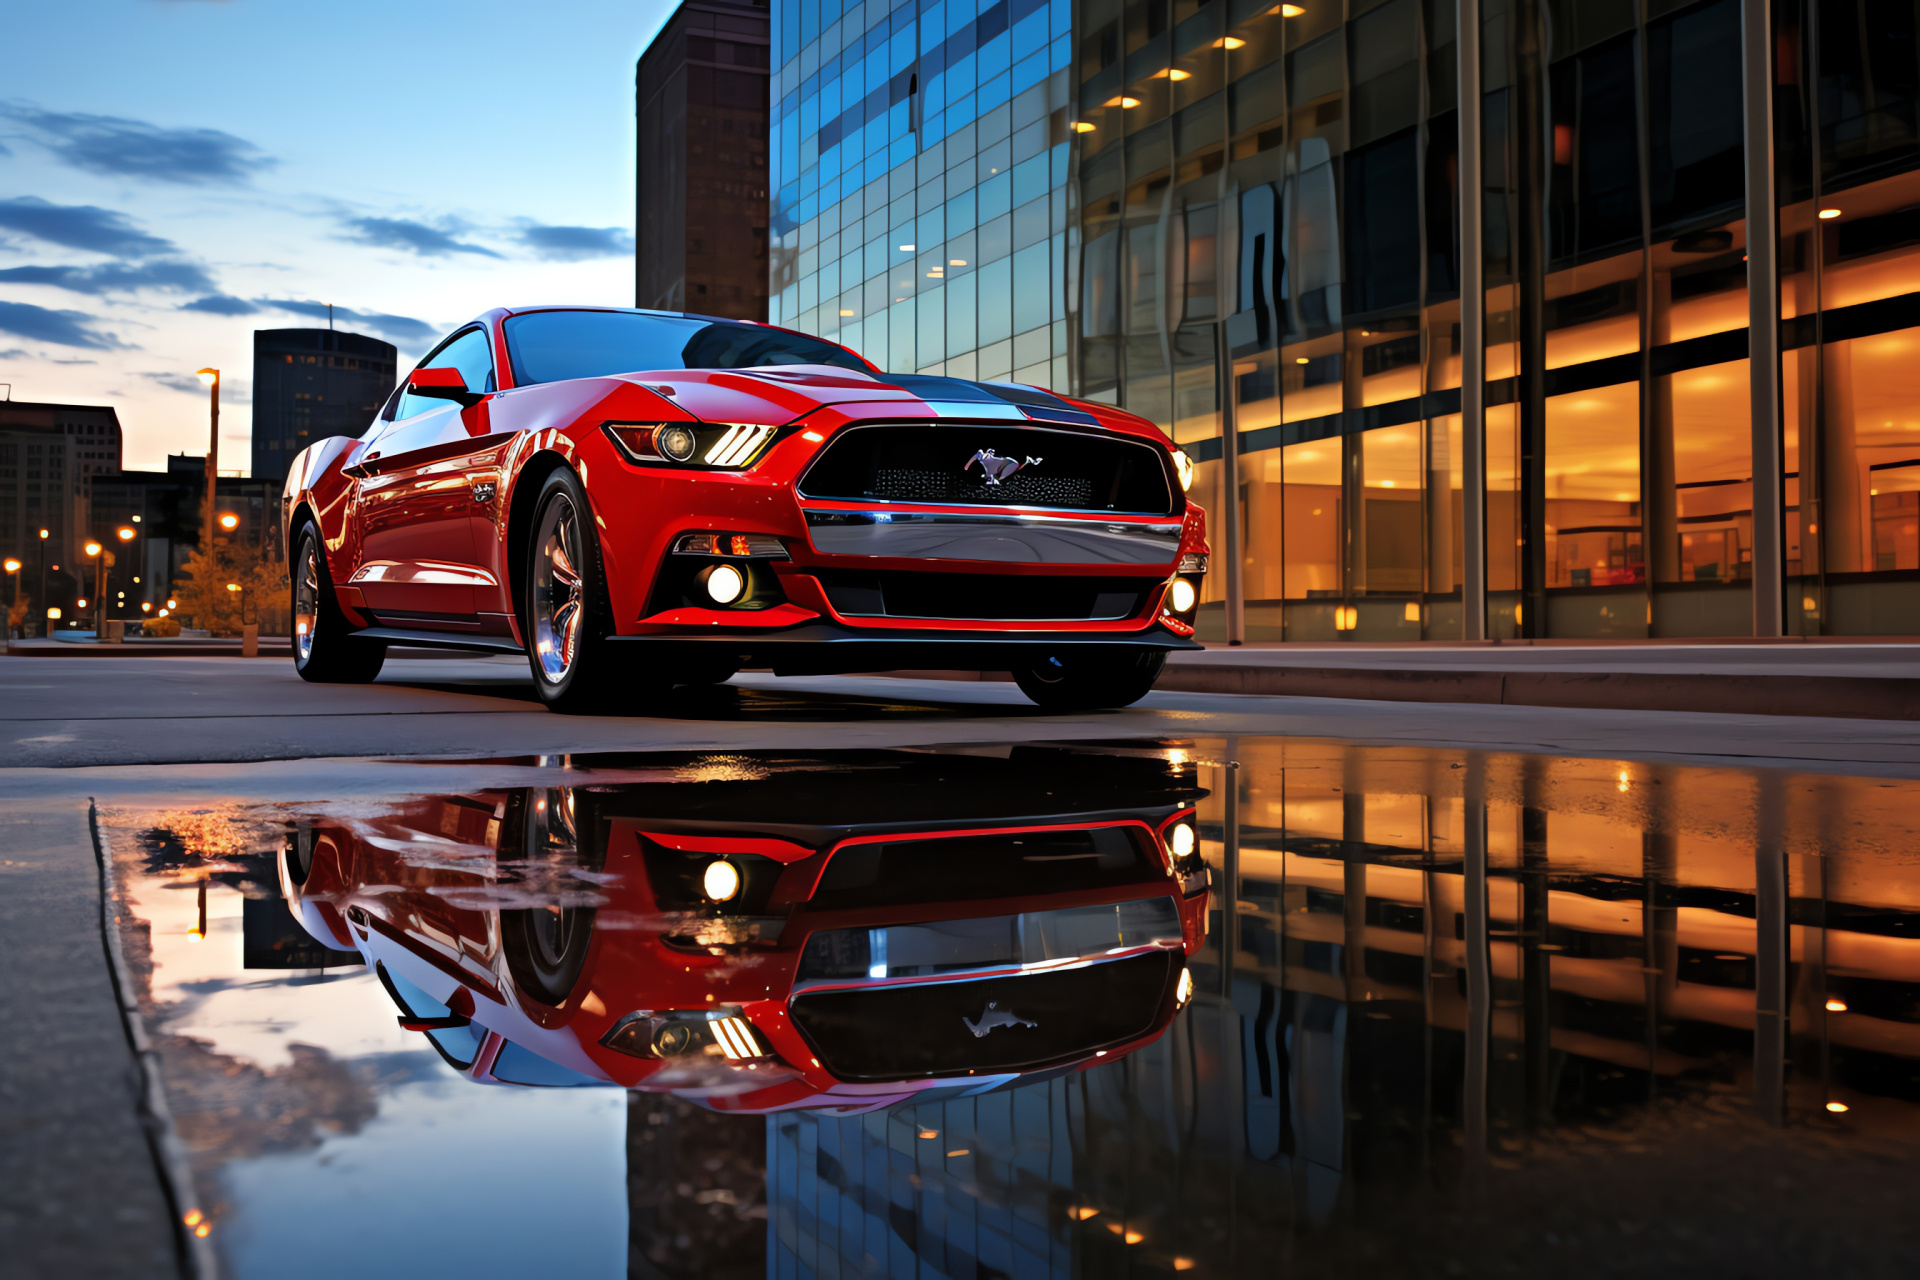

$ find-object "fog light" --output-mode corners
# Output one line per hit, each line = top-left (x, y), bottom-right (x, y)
(655, 424), (698, 462)
(654, 1022), (696, 1056)
(1168, 578), (1197, 613)
(703, 859), (741, 902)
(704, 563), (745, 605)
(1168, 821), (1196, 856)
(1176, 966), (1195, 1008)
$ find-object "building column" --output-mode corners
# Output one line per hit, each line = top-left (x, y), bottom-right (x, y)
(1458, 0), (1487, 641)
(1221, 341), (1246, 645)
(1744, 0), (1785, 636)
(1462, 751), (1491, 1159)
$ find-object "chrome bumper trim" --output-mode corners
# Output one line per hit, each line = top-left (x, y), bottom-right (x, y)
(803, 510), (1183, 566)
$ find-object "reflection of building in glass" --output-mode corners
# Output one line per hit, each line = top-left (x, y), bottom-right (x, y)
(766, 742), (1920, 1272)
(637, 0), (774, 318)
(767, 0), (1074, 389)
(250, 329), (397, 484)
(769, 2), (1920, 639)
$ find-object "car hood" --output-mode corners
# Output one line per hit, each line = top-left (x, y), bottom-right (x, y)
(611, 366), (1118, 431)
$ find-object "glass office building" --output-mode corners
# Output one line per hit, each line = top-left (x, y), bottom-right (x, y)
(771, 0), (1920, 640)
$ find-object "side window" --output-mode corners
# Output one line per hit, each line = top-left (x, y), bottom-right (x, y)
(393, 327), (497, 421)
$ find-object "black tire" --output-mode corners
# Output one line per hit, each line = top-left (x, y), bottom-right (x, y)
(525, 468), (652, 714)
(292, 521), (386, 683)
(499, 788), (600, 1007)
(1013, 649), (1166, 712)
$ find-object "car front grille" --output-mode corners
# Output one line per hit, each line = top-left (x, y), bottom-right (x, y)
(788, 949), (1180, 1081)
(799, 424), (1176, 516)
(814, 569), (1153, 621)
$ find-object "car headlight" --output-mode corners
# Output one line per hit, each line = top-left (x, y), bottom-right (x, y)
(604, 422), (780, 470)
(600, 1010), (770, 1061)
(1171, 448), (1194, 493)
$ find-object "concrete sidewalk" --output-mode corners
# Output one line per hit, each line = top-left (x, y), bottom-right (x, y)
(0, 802), (182, 1278)
(1155, 642), (1920, 719)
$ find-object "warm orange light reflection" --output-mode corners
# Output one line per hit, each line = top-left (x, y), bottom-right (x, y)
(1827, 998), (1849, 1012)
(1819, 208), (1842, 219)
(1828, 1101), (1850, 1113)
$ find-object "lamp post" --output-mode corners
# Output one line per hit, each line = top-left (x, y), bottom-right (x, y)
(36, 527), (48, 638)
(84, 539), (104, 638)
(196, 368), (219, 563)
(4, 557), (19, 640)
(114, 526), (136, 639)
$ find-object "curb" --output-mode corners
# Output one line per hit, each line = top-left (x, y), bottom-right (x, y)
(89, 803), (220, 1280)
(1149, 663), (1920, 721)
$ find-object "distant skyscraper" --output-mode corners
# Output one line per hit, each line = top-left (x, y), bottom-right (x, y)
(250, 329), (397, 483)
(635, 0), (772, 319)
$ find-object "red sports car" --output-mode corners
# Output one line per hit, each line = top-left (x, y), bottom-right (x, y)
(281, 306), (1208, 712)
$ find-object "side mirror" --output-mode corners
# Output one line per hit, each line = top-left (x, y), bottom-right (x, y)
(407, 366), (484, 407)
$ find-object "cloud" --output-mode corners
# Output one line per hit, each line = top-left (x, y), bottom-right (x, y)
(0, 300), (120, 349)
(0, 102), (271, 185)
(0, 347), (28, 359)
(340, 215), (501, 259)
(142, 371), (246, 401)
(0, 196), (176, 256)
(0, 259), (217, 296)
(254, 299), (438, 347)
(181, 294), (260, 316)
(143, 371), (210, 395)
(517, 222), (634, 261)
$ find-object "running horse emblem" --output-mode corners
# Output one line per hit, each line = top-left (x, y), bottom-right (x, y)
(962, 1000), (1038, 1038)
(964, 448), (1042, 485)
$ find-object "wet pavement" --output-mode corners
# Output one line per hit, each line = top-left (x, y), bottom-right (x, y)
(54, 737), (1920, 1278)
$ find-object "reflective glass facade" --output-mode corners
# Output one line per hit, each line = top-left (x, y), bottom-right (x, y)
(772, 0), (1920, 640)
(769, 0), (1077, 387)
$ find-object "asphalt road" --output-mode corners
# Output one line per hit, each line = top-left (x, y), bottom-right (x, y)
(4, 652), (1920, 1278)
(0, 654), (1918, 794)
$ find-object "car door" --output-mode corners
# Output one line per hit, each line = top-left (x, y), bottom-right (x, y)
(348, 327), (500, 628)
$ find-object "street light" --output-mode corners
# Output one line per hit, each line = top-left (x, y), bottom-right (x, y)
(218, 513), (238, 531)
(3, 557), (19, 640)
(196, 368), (220, 560)
(36, 527), (48, 637)
(83, 540), (106, 637)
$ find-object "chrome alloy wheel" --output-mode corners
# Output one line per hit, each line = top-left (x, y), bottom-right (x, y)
(533, 496), (584, 684)
(294, 538), (319, 665)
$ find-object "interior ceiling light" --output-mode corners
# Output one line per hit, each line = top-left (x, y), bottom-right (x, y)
(1167, 68), (1191, 80)
(1279, 3), (1305, 13)
(1819, 207), (1842, 219)
(1219, 36), (1246, 48)
(1071, 120), (1096, 132)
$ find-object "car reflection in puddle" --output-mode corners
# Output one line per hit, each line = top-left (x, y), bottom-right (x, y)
(105, 742), (1920, 1279)
(280, 749), (1208, 1109)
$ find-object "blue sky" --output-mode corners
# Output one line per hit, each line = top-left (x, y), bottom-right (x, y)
(0, 0), (677, 470)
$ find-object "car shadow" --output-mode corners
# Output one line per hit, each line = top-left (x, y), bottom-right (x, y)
(380, 676), (1039, 721)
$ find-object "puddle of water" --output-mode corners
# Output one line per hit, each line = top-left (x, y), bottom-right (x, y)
(102, 742), (1920, 1277)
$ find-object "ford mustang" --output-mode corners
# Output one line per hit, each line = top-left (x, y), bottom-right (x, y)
(281, 306), (1208, 712)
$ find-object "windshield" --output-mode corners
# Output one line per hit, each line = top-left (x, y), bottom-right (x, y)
(502, 309), (870, 384)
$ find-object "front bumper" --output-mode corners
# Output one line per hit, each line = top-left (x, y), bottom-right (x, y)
(606, 620), (1200, 675)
